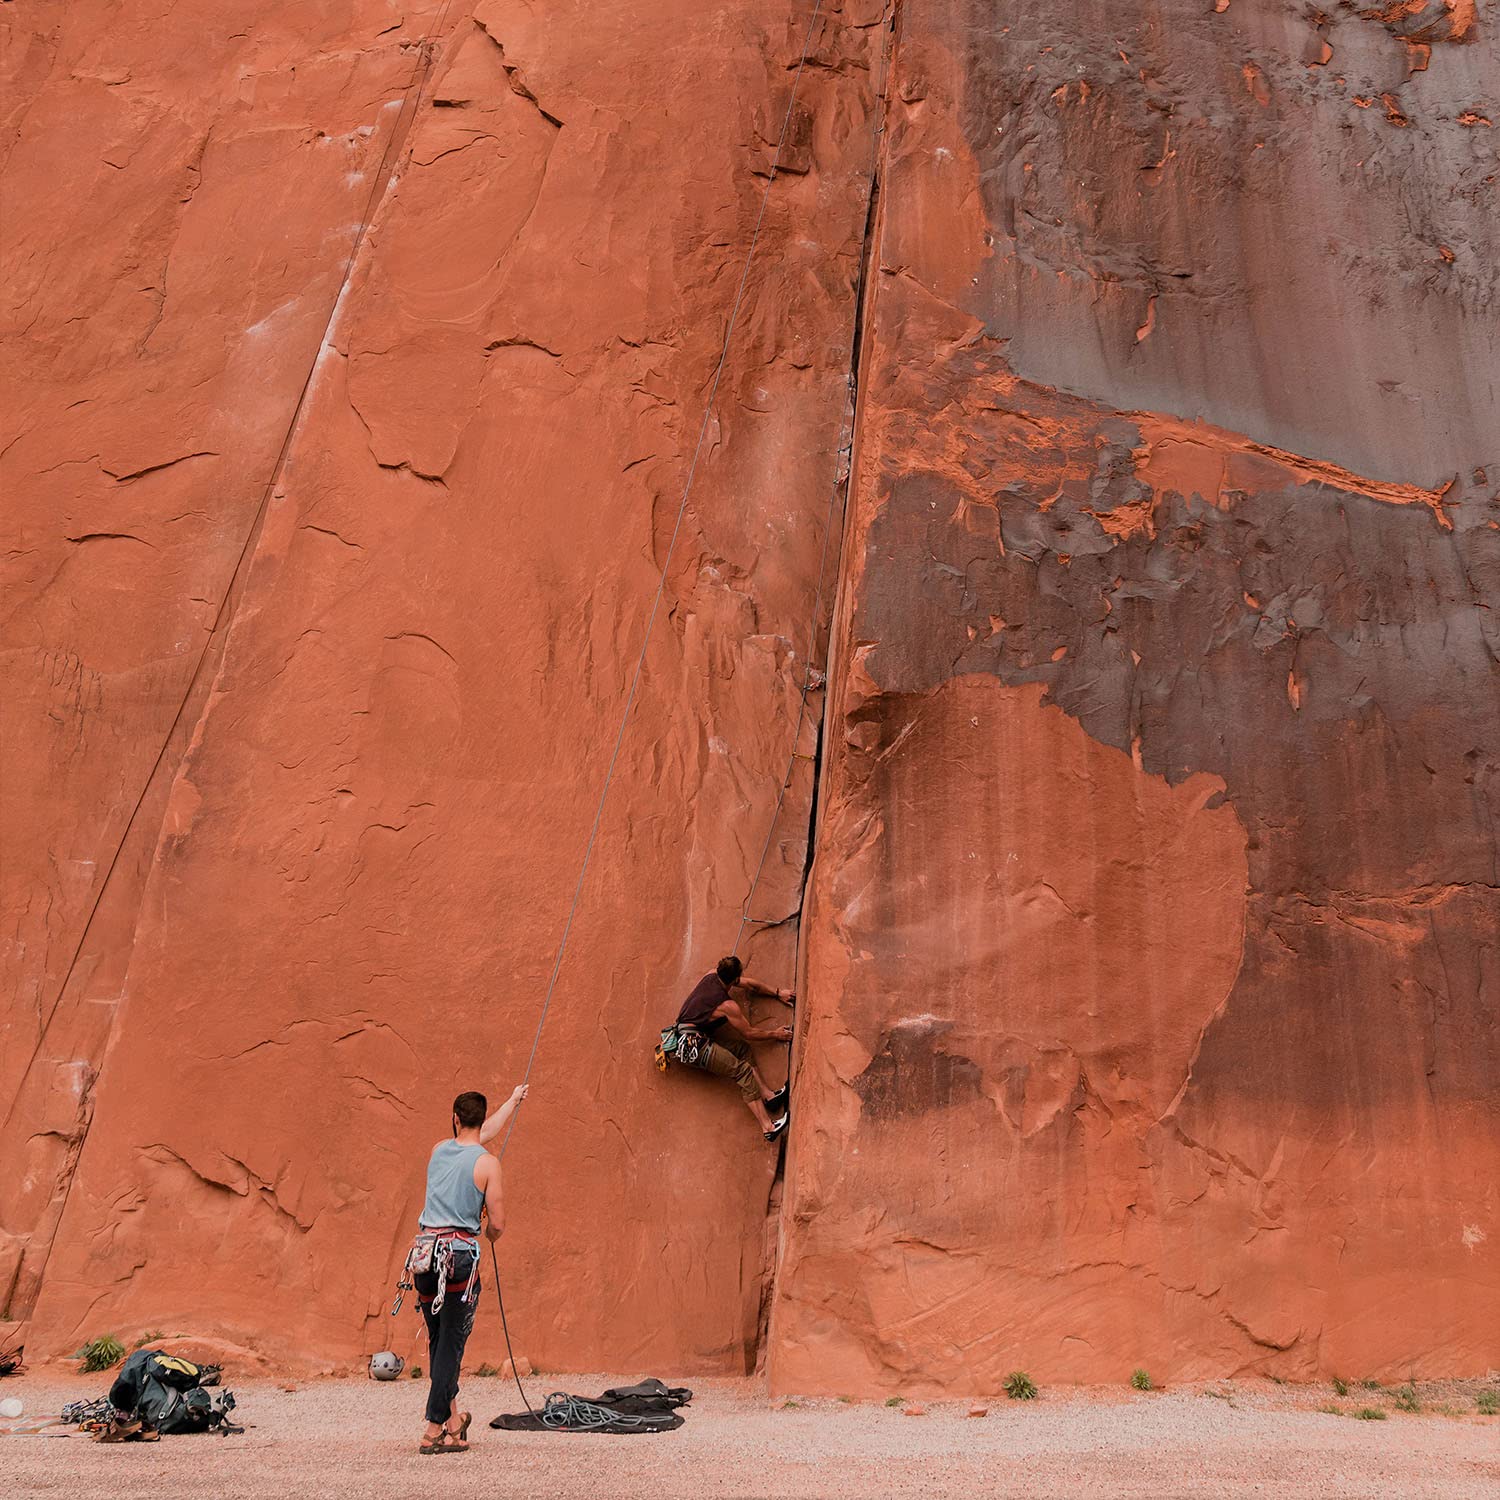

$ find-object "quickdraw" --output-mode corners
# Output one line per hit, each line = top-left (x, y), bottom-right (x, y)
(391, 1228), (479, 1315)
(654, 1025), (713, 1074)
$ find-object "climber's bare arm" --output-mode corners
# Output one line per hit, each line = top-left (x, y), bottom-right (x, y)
(478, 1084), (528, 1146)
(716, 997), (793, 1043)
(737, 975), (795, 1006)
(474, 1153), (505, 1241)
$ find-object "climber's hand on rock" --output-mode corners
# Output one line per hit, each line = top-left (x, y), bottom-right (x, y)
(776, 1025), (794, 1042)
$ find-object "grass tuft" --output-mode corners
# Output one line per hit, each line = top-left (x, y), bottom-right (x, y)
(409, 1365), (422, 1379)
(1475, 1390), (1498, 1416)
(884, 1396), (905, 1408)
(1360, 1378), (1382, 1391)
(1130, 1369), (1152, 1392)
(1393, 1384), (1420, 1414)
(1331, 1377), (1349, 1397)
(1353, 1407), (1387, 1421)
(1003, 1370), (1038, 1401)
(77, 1335), (126, 1373)
(132, 1330), (166, 1351)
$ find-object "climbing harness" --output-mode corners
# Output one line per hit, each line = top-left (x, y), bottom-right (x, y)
(654, 1024), (713, 1073)
(391, 1228), (480, 1315)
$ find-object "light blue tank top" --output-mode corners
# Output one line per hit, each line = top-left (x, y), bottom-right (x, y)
(419, 1140), (486, 1231)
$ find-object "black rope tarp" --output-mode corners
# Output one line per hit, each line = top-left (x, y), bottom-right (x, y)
(489, 1378), (691, 1434)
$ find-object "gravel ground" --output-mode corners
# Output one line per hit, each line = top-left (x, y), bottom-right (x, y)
(3, 1372), (1497, 1499)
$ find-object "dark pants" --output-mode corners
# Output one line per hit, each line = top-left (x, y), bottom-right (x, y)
(417, 1246), (480, 1426)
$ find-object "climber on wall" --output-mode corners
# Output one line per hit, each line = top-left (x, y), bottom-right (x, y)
(397, 1083), (527, 1455)
(660, 956), (794, 1141)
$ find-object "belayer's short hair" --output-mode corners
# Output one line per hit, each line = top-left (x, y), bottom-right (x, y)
(452, 1091), (487, 1129)
(716, 955), (743, 985)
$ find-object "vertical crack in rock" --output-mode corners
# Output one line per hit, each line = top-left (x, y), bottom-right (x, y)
(755, 0), (903, 1374)
(766, 0), (1499, 1394)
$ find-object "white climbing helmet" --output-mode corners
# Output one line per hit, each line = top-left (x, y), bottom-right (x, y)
(368, 1350), (405, 1381)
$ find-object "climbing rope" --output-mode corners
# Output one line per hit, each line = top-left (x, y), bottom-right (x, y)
(499, 0), (830, 1154)
(733, 9), (896, 952)
(486, 0), (896, 1418)
(731, 425), (848, 954)
(490, 1240), (536, 1416)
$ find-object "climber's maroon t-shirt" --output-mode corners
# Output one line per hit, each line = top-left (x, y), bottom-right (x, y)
(676, 973), (730, 1033)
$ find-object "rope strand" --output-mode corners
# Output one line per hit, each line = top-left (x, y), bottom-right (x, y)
(500, 0), (829, 1153)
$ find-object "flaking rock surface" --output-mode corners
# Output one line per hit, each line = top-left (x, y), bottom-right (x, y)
(771, 0), (1499, 1392)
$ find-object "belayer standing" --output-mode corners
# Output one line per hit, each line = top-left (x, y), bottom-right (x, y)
(402, 1084), (527, 1455)
(662, 956), (794, 1140)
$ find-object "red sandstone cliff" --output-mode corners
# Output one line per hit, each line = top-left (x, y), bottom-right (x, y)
(2, 0), (1496, 1391)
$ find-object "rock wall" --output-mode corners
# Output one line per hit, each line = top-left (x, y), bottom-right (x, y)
(4, 0), (1495, 1391)
(771, 0), (1499, 1392)
(2, 0), (884, 1370)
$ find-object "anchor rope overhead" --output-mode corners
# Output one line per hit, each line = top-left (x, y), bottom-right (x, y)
(733, 10), (895, 952)
(500, 0), (831, 1154)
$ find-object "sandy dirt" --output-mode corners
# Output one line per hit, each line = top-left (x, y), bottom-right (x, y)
(3, 1372), (1497, 1499)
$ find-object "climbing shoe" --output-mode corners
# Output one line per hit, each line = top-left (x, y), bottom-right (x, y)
(764, 1114), (789, 1143)
(765, 1085), (789, 1113)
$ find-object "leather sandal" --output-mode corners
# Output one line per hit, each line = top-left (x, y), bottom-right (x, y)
(420, 1430), (469, 1455)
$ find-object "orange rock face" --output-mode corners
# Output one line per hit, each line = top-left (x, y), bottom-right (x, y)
(3, 0), (884, 1371)
(771, 0), (1499, 1393)
(4, 0), (1497, 1394)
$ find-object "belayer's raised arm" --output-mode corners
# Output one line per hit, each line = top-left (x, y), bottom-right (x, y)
(478, 1083), (528, 1146)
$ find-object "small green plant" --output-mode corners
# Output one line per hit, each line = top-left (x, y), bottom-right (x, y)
(1353, 1407), (1387, 1421)
(1003, 1370), (1038, 1401)
(77, 1334), (126, 1373)
(1332, 1377), (1349, 1397)
(409, 1365), (422, 1379)
(1130, 1368), (1152, 1392)
(1360, 1378), (1382, 1391)
(837, 1395), (852, 1404)
(474, 1363), (498, 1377)
(779, 1399), (802, 1410)
(132, 1330), (166, 1351)
(1475, 1389), (1499, 1416)
(1316, 1403), (1342, 1415)
(1393, 1383), (1419, 1413)
(884, 1396), (905, 1408)
(1268, 1373), (1286, 1385)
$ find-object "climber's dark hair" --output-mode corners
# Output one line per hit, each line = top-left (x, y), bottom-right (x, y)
(716, 955), (743, 985)
(452, 1091), (487, 1129)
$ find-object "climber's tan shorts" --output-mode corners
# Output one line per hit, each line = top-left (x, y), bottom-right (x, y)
(700, 1035), (759, 1104)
